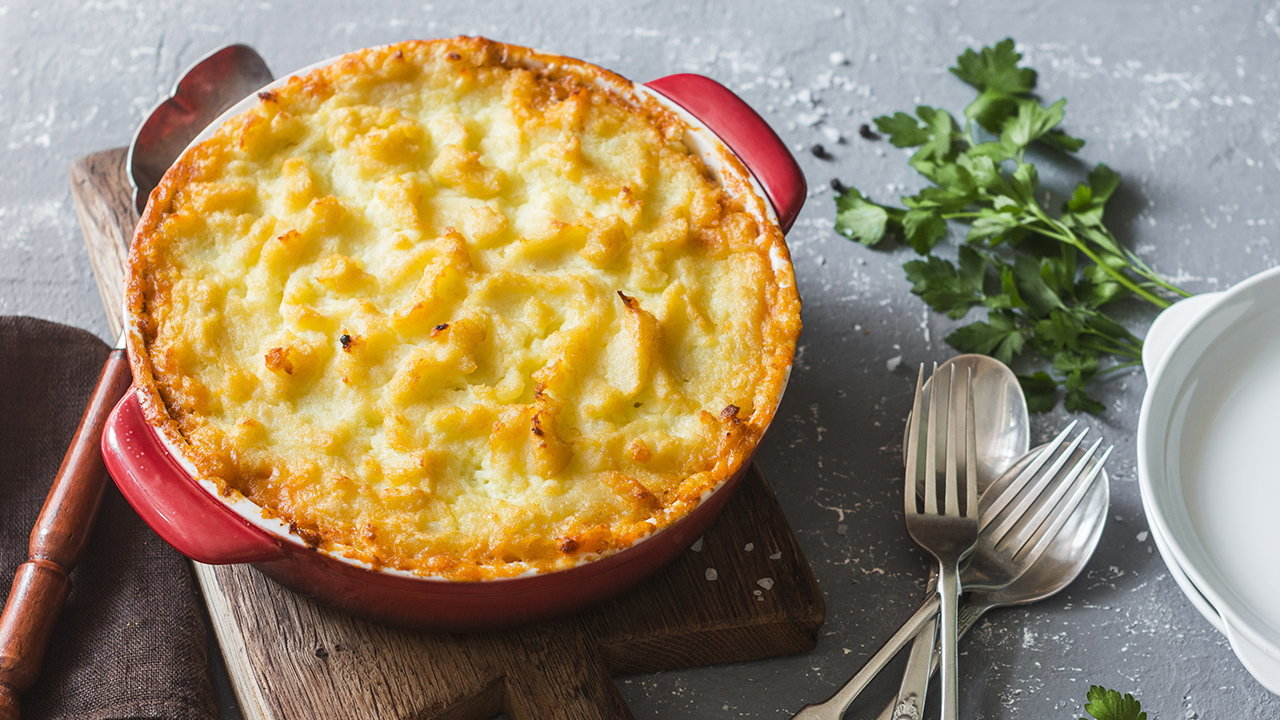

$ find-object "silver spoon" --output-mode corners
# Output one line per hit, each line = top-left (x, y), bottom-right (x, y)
(879, 442), (1109, 720)
(128, 44), (273, 213)
(791, 356), (1029, 719)
(793, 423), (1109, 720)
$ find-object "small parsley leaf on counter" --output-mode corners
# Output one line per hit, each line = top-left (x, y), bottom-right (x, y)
(1080, 685), (1147, 720)
(833, 38), (1190, 412)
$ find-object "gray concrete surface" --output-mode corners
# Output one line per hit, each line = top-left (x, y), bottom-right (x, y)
(4, 0), (1280, 717)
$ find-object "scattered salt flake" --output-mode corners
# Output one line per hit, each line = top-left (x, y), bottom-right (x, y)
(836, 523), (848, 535)
(705, 568), (718, 581)
(1022, 628), (1038, 648)
(796, 111), (823, 127)
(829, 51), (849, 66)
(690, 537), (704, 552)
(820, 125), (842, 144)
(1137, 531), (1150, 542)
(769, 551), (782, 560)
(744, 542), (755, 552)
(886, 355), (903, 372)
(757, 577), (775, 590)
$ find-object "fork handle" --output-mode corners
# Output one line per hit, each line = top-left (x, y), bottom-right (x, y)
(878, 598), (995, 720)
(938, 562), (962, 720)
(791, 596), (940, 719)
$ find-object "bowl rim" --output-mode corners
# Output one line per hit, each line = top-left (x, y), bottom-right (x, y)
(1137, 264), (1280, 665)
(122, 39), (797, 583)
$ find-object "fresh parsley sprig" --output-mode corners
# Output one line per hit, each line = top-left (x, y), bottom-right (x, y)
(835, 38), (1189, 412)
(1081, 685), (1148, 720)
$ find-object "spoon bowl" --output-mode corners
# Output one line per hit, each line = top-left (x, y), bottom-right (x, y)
(911, 354), (1030, 488)
(128, 44), (273, 213)
(962, 433), (1110, 593)
(971, 441), (1110, 608)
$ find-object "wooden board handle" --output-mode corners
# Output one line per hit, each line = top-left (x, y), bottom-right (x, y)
(501, 630), (633, 720)
(0, 349), (133, 719)
(70, 149), (135, 339)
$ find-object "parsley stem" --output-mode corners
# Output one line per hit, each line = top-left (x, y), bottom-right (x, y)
(1023, 208), (1172, 309)
(1097, 359), (1143, 375)
(1081, 338), (1141, 360)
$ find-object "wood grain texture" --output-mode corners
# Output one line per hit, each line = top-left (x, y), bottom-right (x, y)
(69, 151), (134, 340)
(75, 147), (825, 720)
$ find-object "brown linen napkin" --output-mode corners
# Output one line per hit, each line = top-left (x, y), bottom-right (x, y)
(0, 316), (216, 720)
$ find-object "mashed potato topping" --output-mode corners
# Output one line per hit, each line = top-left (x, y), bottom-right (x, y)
(127, 37), (800, 579)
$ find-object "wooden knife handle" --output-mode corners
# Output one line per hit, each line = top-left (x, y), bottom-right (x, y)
(0, 349), (133, 720)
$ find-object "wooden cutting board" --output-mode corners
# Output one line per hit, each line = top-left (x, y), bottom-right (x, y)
(70, 147), (825, 720)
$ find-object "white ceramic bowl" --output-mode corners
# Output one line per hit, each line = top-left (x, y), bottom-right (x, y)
(1138, 267), (1280, 694)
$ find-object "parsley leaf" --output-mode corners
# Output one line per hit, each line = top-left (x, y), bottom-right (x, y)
(875, 111), (931, 148)
(835, 189), (895, 246)
(947, 312), (1025, 365)
(950, 38), (1036, 95)
(1018, 372), (1058, 413)
(1002, 98), (1070, 149)
(1081, 685), (1147, 720)
(903, 209), (949, 253)
(833, 38), (1190, 412)
(904, 252), (983, 318)
(913, 106), (961, 164)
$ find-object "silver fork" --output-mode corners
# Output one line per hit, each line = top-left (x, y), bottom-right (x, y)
(883, 429), (1112, 720)
(903, 363), (978, 720)
(793, 419), (1108, 720)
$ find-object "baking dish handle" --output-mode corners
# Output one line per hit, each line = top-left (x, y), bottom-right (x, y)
(645, 74), (806, 232)
(101, 388), (286, 565)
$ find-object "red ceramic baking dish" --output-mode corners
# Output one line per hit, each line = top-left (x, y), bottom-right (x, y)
(101, 40), (806, 631)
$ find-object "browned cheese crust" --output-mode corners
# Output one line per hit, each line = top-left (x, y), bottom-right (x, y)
(127, 37), (801, 579)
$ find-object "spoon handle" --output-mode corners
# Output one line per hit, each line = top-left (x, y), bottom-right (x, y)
(791, 595), (940, 719)
(877, 598), (995, 720)
(887, 613), (936, 720)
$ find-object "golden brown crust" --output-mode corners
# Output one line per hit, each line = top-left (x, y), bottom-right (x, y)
(126, 37), (801, 580)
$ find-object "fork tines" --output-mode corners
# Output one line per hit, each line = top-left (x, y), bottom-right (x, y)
(981, 424), (1114, 564)
(905, 363), (978, 520)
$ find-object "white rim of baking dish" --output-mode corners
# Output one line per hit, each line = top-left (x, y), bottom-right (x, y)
(131, 41), (796, 582)
(1137, 266), (1280, 691)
